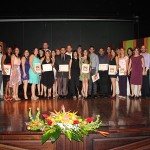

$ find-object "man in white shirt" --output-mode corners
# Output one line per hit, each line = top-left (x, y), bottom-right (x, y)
(65, 44), (73, 98)
(66, 44), (73, 59)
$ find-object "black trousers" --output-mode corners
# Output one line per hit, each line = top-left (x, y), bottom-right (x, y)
(98, 71), (111, 96)
(141, 70), (149, 97)
(71, 75), (81, 97)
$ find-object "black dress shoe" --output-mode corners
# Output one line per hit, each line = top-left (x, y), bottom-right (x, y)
(93, 95), (97, 99)
(129, 95), (135, 99)
(87, 95), (92, 99)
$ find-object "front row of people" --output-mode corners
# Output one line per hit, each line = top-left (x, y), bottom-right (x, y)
(1, 46), (146, 101)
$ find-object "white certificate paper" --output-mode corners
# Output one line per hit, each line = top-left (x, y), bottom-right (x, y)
(99, 64), (108, 71)
(42, 64), (52, 71)
(82, 64), (90, 73)
(92, 73), (100, 82)
(119, 65), (126, 76)
(34, 63), (41, 73)
(59, 64), (69, 72)
(108, 65), (116, 75)
(3, 65), (11, 75)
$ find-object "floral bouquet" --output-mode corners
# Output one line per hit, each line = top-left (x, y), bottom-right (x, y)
(25, 105), (109, 144)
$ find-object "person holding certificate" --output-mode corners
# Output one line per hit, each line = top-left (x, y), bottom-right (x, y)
(109, 49), (119, 98)
(41, 50), (54, 98)
(98, 48), (110, 97)
(79, 49), (91, 98)
(118, 48), (129, 98)
(9, 47), (22, 101)
(29, 48), (41, 100)
(88, 46), (99, 99)
(1, 47), (12, 101)
(54, 47), (71, 99)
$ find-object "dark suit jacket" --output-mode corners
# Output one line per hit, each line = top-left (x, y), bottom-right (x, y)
(55, 54), (71, 78)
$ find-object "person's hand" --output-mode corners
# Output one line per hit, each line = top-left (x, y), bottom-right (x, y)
(23, 72), (27, 78)
(69, 75), (71, 80)
(3, 71), (7, 75)
(33, 69), (37, 74)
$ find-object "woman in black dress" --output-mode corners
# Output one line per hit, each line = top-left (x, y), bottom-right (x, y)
(1, 47), (12, 100)
(41, 50), (54, 98)
(70, 50), (82, 99)
(109, 49), (119, 98)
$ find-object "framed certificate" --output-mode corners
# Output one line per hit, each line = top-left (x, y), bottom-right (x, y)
(3, 65), (11, 75)
(92, 73), (100, 83)
(99, 64), (108, 71)
(119, 65), (126, 76)
(108, 65), (116, 75)
(34, 63), (41, 73)
(82, 64), (90, 73)
(42, 64), (52, 71)
(59, 64), (69, 72)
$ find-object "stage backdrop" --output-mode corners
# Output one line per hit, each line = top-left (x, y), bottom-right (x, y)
(123, 37), (150, 53)
(0, 21), (134, 52)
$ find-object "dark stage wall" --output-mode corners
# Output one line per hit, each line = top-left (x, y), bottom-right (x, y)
(0, 21), (134, 52)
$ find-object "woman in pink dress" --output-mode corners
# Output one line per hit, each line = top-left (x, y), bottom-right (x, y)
(128, 47), (146, 98)
(9, 47), (22, 100)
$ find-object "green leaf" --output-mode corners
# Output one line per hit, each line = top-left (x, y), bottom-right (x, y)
(72, 131), (83, 142)
(81, 128), (88, 135)
(65, 130), (72, 141)
(42, 130), (51, 144)
(50, 128), (61, 143)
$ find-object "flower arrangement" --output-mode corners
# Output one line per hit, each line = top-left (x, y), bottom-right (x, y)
(25, 105), (109, 144)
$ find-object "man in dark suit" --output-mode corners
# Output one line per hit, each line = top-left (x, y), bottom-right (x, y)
(55, 47), (71, 99)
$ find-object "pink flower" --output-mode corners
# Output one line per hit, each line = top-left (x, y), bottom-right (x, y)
(42, 114), (49, 118)
(47, 120), (52, 125)
(85, 117), (94, 123)
(73, 120), (79, 124)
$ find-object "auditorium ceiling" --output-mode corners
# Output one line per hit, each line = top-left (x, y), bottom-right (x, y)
(0, 0), (148, 20)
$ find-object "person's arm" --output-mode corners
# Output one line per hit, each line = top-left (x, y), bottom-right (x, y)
(141, 57), (146, 75)
(1, 54), (6, 75)
(40, 57), (44, 72)
(21, 57), (27, 78)
(54, 56), (59, 71)
(11, 54), (15, 71)
(115, 56), (119, 74)
(95, 55), (99, 74)
(128, 58), (132, 75)
(29, 54), (36, 73)
(68, 58), (72, 79)
(125, 57), (129, 75)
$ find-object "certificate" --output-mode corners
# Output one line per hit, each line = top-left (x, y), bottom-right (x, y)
(3, 65), (11, 75)
(108, 65), (116, 75)
(92, 73), (100, 83)
(99, 64), (108, 71)
(42, 64), (52, 71)
(82, 64), (90, 73)
(34, 63), (41, 73)
(119, 65), (126, 76)
(59, 64), (69, 72)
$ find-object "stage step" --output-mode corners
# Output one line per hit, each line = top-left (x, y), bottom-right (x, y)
(0, 144), (27, 150)
(112, 138), (150, 150)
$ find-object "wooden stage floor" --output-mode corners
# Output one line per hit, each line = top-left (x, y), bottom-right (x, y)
(0, 96), (150, 133)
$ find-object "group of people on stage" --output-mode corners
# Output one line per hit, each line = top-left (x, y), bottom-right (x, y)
(0, 42), (150, 101)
